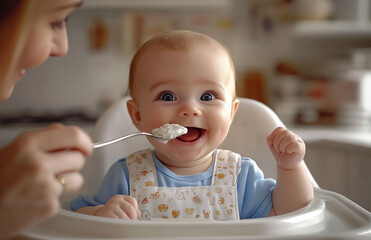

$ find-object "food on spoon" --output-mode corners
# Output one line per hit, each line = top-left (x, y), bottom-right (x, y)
(151, 123), (188, 144)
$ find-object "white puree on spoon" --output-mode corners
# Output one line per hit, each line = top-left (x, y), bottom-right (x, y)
(151, 123), (188, 144)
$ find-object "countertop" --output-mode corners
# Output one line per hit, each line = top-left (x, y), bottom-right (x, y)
(292, 125), (371, 150)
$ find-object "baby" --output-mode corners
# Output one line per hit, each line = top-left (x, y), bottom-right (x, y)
(71, 30), (313, 220)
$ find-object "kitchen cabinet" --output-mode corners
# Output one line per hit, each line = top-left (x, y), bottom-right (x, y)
(292, 0), (371, 38)
(305, 141), (371, 212)
(294, 127), (371, 212)
(81, 0), (232, 9)
(292, 21), (371, 37)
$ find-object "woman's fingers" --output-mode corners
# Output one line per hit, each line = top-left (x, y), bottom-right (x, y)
(56, 172), (84, 193)
(47, 150), (85, 174)
(19, 125), (93, 155)
(7, 124), (93, 197)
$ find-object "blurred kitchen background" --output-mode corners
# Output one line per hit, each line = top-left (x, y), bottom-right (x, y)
(0, 0), (370, 211)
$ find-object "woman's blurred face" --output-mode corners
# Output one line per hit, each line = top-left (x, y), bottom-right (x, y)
(0, 0), (82, 101)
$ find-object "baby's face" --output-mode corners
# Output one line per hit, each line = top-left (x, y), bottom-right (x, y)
(128, 44), (239, 167)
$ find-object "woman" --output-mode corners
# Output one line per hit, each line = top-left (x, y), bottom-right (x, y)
(0, 0), (93, 238)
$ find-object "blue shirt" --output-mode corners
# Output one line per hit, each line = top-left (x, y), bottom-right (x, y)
(71, 150), (276, 219)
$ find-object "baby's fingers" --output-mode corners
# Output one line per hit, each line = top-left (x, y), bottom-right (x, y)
(119, 201), (140, 219)
(287, 137), (305, 154)
(123, 195), (139, 210)
(270, 129), (292, 153)
(269, 128), (304, 154)
(278, 134), (301, 154)
(104, 195), (141, 219)
(119, 195), (141, 219)
(267, 127), (284, 145)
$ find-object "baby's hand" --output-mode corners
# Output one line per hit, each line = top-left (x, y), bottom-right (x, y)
(95, 195), (141, 219)
(266, 127), (305, 170)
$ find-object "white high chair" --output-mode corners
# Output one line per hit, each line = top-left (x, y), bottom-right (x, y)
(22, 96), (371, 240)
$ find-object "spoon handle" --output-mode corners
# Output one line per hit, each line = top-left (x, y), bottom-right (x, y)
(92, 132), (152, 149)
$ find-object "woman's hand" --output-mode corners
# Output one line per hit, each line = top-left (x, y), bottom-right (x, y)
(0, 124), (92, 238)
(266, 127), (305, 170)
(94, 195), (141, 219)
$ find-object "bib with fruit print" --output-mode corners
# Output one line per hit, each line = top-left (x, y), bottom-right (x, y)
(126, 149), (240, 220)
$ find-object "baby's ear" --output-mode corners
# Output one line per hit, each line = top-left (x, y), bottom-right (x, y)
(230, 98), (240, 121)
(126, 100), (142, 131)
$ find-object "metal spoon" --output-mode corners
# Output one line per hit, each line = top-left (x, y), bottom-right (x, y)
(92, 132), (169, 149)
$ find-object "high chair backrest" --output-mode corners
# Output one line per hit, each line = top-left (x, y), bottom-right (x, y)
(81, 96), (317, 195)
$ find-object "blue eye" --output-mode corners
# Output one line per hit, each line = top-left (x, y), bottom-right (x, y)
(160, 92), (176, 101)
(200, 92), (215, 101)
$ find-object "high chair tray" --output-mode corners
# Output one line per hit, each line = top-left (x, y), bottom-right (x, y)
(21, 188), (371, 240)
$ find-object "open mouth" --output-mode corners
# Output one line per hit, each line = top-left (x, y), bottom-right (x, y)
(177, 127), (205, 142)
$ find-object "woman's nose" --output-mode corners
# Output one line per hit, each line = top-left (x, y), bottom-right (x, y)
(178, 102), (202, 117)
(50, 31), (69, 57)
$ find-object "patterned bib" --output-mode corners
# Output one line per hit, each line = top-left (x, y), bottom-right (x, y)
(126, 149), (241, 220)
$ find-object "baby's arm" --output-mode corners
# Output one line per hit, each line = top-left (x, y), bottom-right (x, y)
(266, 127), (314, 216)
(76, 195), (141, 219)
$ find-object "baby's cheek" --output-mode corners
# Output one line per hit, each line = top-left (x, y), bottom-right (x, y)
(213, 118), (231, 142)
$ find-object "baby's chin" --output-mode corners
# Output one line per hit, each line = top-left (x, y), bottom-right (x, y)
(154, 147), (214, 173)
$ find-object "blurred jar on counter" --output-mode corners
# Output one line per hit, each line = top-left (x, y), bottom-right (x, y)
(291, 0), (334, 21)
(310, 49), (371, 130)
(89, 17), (109, 51)
(240, 70), (268, 105)
(336, 49), (371, 130)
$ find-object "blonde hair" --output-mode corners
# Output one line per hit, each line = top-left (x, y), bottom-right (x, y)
(0, 0), (37, 100)
(128, 30), (236, 99)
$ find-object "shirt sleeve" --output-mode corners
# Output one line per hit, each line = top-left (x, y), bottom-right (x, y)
(70, 158), (130, 211)
(237, 158), (276, 219)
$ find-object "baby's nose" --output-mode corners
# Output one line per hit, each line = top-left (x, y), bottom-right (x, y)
(178, 103), (201, 117)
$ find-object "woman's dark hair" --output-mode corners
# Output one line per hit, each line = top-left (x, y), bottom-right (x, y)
(0, 0), (23, 22)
